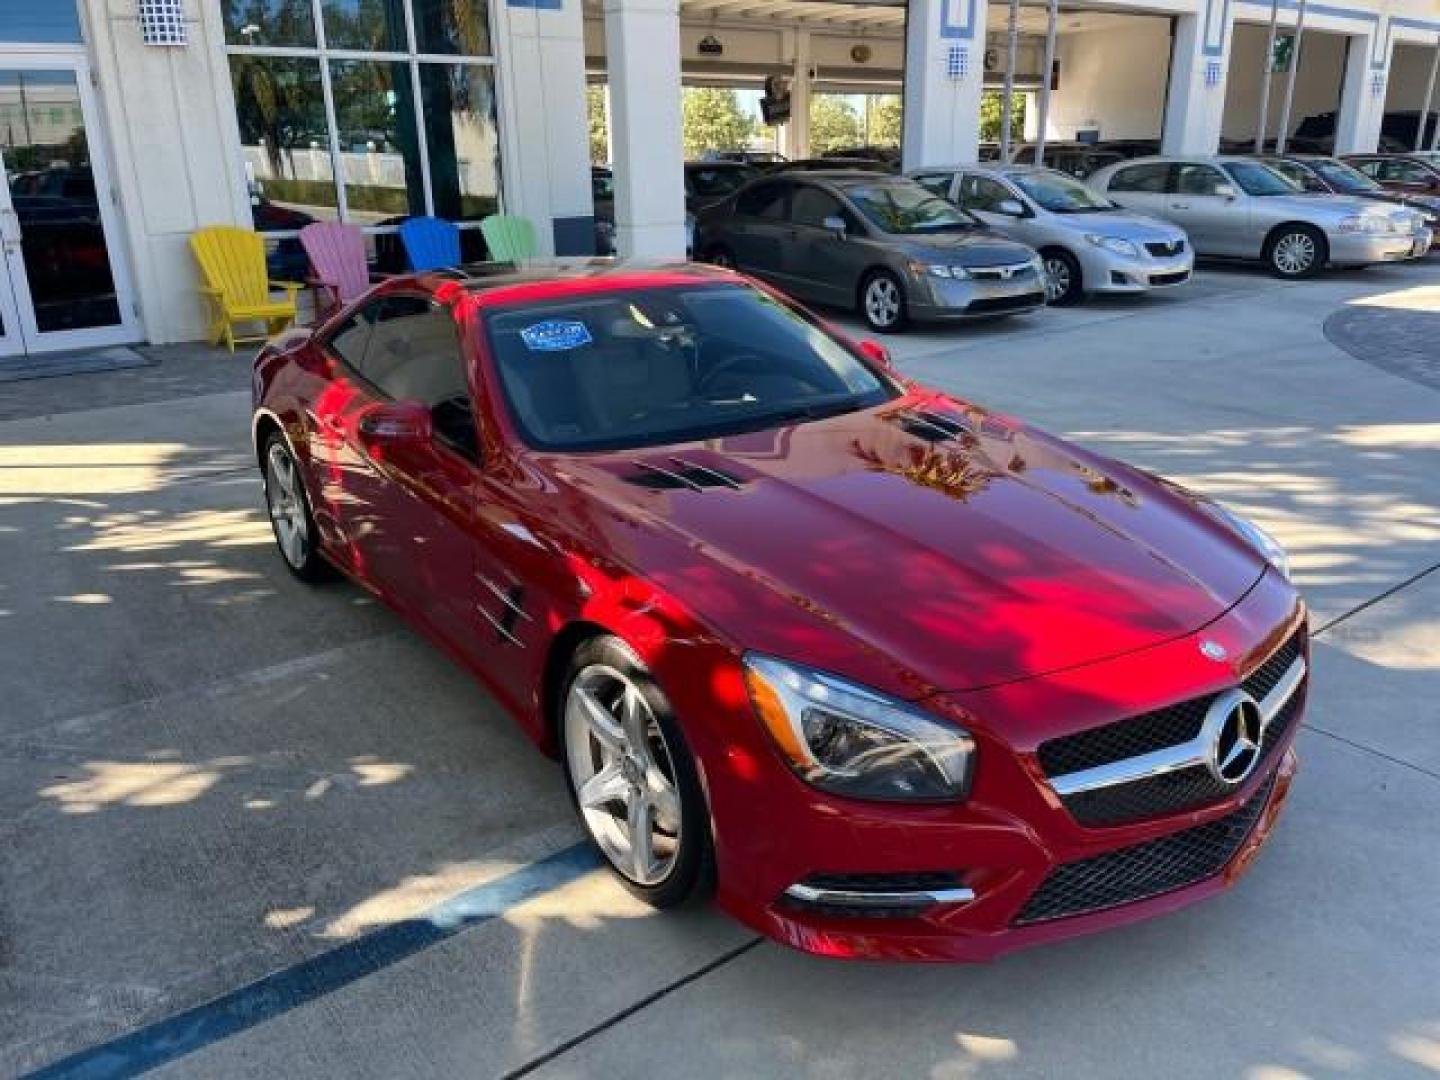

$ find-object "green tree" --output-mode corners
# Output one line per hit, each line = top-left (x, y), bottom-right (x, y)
(979, 90), (1027, 144)
(865, 95), (903, 148)
(809, 95), (862, 154)
(682, 87), (755, 157)
(587, 85), (608, 164)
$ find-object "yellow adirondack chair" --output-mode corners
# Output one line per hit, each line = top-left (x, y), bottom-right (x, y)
(190, 226), (304, 351)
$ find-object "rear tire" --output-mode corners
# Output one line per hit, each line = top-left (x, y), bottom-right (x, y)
(1264, 225), (1326, 279)
(860, 270), (908, 333)
(560, 635), (715, 909)
(1041, 248), (1084, 306)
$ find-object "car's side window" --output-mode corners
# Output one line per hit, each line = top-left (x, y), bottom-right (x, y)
(1108, 163), (1170, 193)
(912, 172), (954, 199)
(790, 187), (847, 228)
(1380, 159), (1429, 183)
(1350, 158), (1382, 179)
(1174, 164), (1229, 196)
(736, 181), (788, 219)
(325, 301), (382, 370)
(352, 296), (478, 459)
(1267, 161), (1310, 189)
(958, 175), (1014, 212)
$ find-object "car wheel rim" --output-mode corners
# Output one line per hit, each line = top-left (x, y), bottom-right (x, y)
(1274, 233), (1315, 274)
(1044, 257), (1071, 301)
(865, 278), (900, 327)
(565, 664), (683, 887)
(265, 443), (309, 569)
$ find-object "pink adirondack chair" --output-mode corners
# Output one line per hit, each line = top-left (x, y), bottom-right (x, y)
(299, 222), (372, 316)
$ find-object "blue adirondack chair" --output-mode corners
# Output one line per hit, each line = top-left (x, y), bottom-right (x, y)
(398, 216), (461, 272)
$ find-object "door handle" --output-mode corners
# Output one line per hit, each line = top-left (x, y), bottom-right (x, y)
(1170, 202), (1190, 210)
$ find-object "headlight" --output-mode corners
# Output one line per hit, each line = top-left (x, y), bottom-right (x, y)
(1085, 233), (1138, 257)
(743, 655), (975, 801)
(1205, 502), (1291, 581)
(912, 262), (970, 280)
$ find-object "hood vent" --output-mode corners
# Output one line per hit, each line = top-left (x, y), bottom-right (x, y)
(891, 409), (972, 445)
(625, 457), (746, 491)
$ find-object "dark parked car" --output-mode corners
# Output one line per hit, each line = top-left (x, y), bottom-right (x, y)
(819, 146), (901, 166)
(1265, 154), (1440, 236)
(773, 157), (896, 174)
(591, 161), (760, 254)
(1297, 110), (1429, 154)
(1343, 152), (1440, 204)
(695, 171), (1044, 332)
(702, 149), (788, 167)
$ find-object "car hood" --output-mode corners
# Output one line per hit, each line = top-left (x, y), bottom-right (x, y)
(544, 391), (1267, 697)
(1049, 209), (1185, 243)
(891, 230), (1036, 266)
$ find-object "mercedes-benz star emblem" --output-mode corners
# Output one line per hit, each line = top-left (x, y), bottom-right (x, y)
(1202, 689), (1264, 785)
(1199, 639), (1228, 662)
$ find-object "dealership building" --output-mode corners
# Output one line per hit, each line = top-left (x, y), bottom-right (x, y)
(1, 0), (1438, 359)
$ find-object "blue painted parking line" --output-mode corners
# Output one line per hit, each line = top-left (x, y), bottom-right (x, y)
(26, 843), (601, 1080)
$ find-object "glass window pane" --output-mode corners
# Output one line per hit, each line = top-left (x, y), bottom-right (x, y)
(330, 60), (426, 222)
(419, 64), (501, 224)
(2, 0), (82, 42)
(413, 0), (491, 56)
(229, 56), (339, 231)
(221, 0), (316, 47)
(322, 0), (407, 52)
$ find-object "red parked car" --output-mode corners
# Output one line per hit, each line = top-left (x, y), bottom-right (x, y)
(252, 263), (1307, 961)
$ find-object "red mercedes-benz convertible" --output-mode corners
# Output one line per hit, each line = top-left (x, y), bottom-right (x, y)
(251, 262), (1306, 961)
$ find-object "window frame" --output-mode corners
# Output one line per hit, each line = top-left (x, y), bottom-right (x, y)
(1108, 162), (1173, 194)
(224, 0), (503, 245)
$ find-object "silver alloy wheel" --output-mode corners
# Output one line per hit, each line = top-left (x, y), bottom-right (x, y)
(1273, 231), (1317, 275)
(564, 664), (683, 886)
(265, 442), (309, 570)
(864, 276), (901, 328)
(1043, 256), (1072, 302)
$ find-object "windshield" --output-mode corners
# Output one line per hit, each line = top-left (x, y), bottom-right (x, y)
(1310, 159), (1381, 193)
(485, 284), (896, 452)
(1224, 161), (1302, 196)
(842, 181), (977, 233)
(1008, 169), (1116, 212)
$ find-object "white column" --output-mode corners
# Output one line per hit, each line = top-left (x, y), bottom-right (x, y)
(902, 0), (989, 169)
(604, 0), (687, 258)
(1162, 13), (1230, 154)
(496, 0), (594, 256)
(780, 29), (813, 160)
(1335, 30), (1391, 154)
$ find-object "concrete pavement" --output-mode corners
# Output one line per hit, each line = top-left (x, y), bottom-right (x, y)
(2, 262), (1436, 1078)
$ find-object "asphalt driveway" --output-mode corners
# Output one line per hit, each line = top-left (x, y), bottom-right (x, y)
(2, 262), (1437, 1079)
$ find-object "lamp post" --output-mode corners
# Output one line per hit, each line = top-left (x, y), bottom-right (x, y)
(1034, 0), (1060, 166)
(998, 0), (1020, 163)
(1253, 0), (1280, 153)
(1274, 0), (1308, 155)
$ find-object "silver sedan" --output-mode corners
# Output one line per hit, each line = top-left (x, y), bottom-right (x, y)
(1088, 155), (1431, 278)
(910, 164), (1193, 305)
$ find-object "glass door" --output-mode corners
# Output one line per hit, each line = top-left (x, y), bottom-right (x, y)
(0, 55), (138, 356)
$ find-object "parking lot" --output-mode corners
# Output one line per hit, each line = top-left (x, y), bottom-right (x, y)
(2, 262), (1438, 1079)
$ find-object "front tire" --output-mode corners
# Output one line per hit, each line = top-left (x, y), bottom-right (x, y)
(1265, 225), (1326, 279)
(262, 432), (332, 583)
(1042, 248), (1084, 306)
(560, 636), (714, 909)
(860, 270), (908, 333)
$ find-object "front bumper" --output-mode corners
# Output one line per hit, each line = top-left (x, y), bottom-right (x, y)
(1079, 245), (1195, 294)
(1329, 230), (1426, 265)
(908, 268), (1047, 321)
(696, 572), (1307, 962)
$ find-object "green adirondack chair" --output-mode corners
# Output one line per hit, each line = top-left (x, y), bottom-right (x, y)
(480, 214), (538, 264)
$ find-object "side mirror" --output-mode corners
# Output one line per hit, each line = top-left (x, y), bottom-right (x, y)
(359, 399), (433, 447)
(996, 198), (1027, 217)
(821, 214), (848, 238)
(1215, 183), (1238, 199)
(857, 339), (894, 371)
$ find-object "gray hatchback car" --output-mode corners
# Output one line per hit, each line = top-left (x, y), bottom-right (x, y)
(909, 164), (1193, 305)
(693, 172), (1046, 332)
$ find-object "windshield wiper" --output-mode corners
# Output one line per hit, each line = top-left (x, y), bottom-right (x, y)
(760, 398), (868, 426)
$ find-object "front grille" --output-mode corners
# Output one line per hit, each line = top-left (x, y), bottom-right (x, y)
(967, 292), (1044, 314)
(1014, 770), (1277, 925)
(969, 264), (1035, 282)
(1149, 270), (1190, 286)
(1037, 628), (1305, 827)
(1145, 239), (1185, 256)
